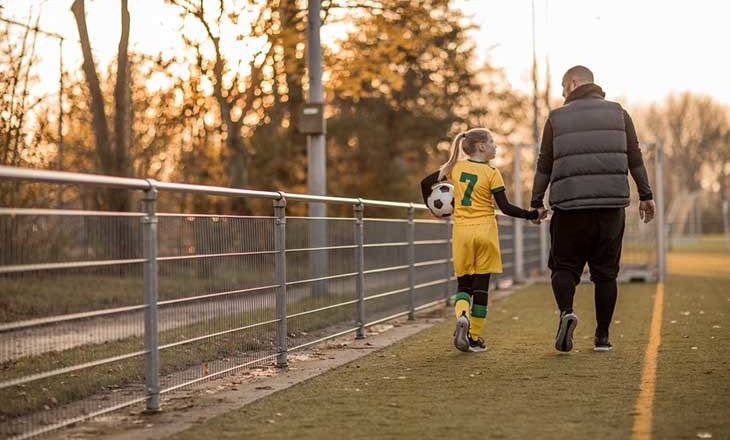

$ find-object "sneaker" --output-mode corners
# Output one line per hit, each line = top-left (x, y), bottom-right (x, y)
(453, 313), (470, 352)
(594, 335), (613, 352)
(468, 336), (487, 352)
(554, 311), (578, 352)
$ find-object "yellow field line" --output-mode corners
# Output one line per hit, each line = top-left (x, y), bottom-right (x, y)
(631, 282), (665, 440)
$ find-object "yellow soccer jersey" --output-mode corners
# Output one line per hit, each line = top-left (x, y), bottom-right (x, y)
(448, 159), (505, 225)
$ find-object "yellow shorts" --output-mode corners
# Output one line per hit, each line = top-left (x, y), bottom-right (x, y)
(452, 220), (503, 276)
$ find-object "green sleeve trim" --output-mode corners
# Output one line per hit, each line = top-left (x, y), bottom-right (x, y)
(491, 186), (506, 194)
(471, 304), (488, 318)
(455, 292), (471, 304)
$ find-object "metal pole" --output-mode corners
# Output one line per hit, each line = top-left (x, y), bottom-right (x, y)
(407, 206), (416, 320)
(655, 141), (666, 283)
(531, 0), (540, 147)
(306, 0), (326, 210)
(58, 38), (64, 171)
(537, 142), (549, 272)
(531, 0), (549, 275)
(445, 217), (453, 302)
(307, 0), (327, 296)
(142, 188), (160, 412)
(514, 145), (525, 283)
(354, 203), (365, 338)
(723, 199), (730, 251)
(274, 198), (288, 367)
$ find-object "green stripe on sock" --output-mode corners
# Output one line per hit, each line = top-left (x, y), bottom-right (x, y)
(471, 304), (488, 318)
(455, 292), (471, 304)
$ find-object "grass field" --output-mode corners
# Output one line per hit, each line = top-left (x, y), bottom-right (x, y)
(170, 247), (730, 439)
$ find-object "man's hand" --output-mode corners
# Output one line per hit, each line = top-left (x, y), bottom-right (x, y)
(639, 200), (656, 223)
(531, 207), (548, 225)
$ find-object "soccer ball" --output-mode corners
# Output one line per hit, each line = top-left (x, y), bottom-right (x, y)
(426, 182), (454, 217)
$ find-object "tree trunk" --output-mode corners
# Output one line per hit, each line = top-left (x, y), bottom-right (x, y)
(113, 0), (131, 180)
(72, 0), (131, 213)
(71, 0), (113, 174)
(112, 0), (131, 212)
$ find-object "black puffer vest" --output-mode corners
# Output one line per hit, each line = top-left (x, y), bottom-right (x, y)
(548, 84), (630, 210)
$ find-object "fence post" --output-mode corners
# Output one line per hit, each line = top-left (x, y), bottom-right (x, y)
(723, 199), (730, 251)
(655, 141), (666, 283)
(513, 144), (525, 283)
(407, 205), (416, 320)
(274, 197), (288, 368)
(354, 202), (365, 339)
(445, 217), (453, 302)
(536, 141), (550, 274)
(142, 187), (160, 413)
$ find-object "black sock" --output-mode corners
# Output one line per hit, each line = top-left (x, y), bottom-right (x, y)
(595, 279), (617, 337)
(551, 270), (577, 314)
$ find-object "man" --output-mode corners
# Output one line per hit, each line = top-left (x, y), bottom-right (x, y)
(530, 65), (655, 353)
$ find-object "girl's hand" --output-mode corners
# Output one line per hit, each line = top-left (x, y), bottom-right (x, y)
(531, 208), (548, 224)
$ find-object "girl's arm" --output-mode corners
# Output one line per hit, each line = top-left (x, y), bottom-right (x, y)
(419, 171), (442, 205)
(493, 191), (539, 220)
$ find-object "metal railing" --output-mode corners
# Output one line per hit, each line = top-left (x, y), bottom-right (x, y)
(0, 144), (668, 438)
(0, 165), (546, 439)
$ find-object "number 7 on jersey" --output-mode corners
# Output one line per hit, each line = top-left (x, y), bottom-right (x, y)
(459, 172), (478, 206)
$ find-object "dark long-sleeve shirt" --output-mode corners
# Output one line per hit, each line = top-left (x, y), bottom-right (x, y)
(420, 171), (538, 220)
(530, 108), (654, 209)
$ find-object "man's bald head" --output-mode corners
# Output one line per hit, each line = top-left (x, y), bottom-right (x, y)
(562, 65), (594, 98)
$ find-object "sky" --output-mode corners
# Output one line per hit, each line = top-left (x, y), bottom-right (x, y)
(3, 0), (730, 107)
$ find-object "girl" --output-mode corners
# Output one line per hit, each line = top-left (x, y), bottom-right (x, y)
(420, 128), (538, 352)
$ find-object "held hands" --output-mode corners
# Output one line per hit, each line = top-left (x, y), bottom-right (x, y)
(639, 200), (656, 223)
(530, 207), (549, 225)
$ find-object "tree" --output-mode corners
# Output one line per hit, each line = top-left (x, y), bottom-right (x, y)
(644, 93), (727, 193)
(0, 13), (57, 206)
(71, 0), (131, 211)
(167, 0), (319, 214)
(325, 0), (524, 204)
(640, 93), (730, 232)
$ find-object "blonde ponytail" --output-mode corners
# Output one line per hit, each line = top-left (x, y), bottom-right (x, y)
(438, 132), (465, 181)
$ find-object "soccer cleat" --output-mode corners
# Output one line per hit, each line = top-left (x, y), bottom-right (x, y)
(468, 336), (487, 352)
(594, 335), (613, 352)
(453, 312), (470, 352)
(554, 311), (578, 352)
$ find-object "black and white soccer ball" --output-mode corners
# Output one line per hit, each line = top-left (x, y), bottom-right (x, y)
(426, 182), (454, 217)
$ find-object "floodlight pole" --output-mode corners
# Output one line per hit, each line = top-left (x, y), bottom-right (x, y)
(307, 0), (328, 295)
(307, 0), (325, 214)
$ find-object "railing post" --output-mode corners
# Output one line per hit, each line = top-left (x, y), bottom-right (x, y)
(445, 217), (453, 302)
(655, 141), (666, 283)
(142, 187), (160, 413)
(407, 205), (416, 320)
(354, 202), (365, 338)
(537, 141), (549, 274)
(274, 197), (288, 368)
(513, 144), (525, 283)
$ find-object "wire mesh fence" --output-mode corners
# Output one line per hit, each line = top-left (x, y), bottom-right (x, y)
(0, 158), (668, 438)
